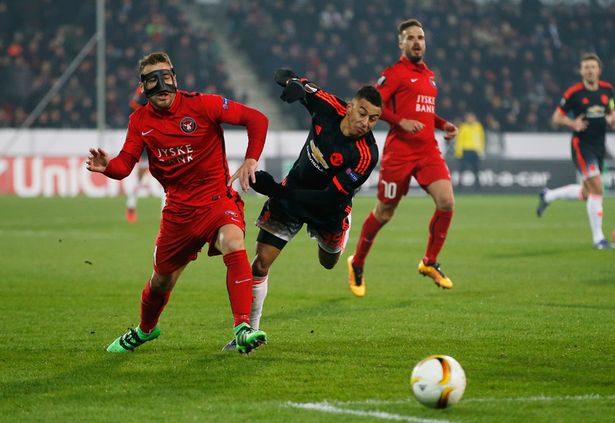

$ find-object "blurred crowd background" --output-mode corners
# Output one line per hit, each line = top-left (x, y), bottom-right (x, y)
(2, 0), (615, 132)
(0, 0), (234, 128)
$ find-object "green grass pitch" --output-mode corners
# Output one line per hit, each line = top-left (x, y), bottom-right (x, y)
(1, 194), (614, 422)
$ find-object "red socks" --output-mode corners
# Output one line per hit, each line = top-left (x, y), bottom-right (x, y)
(140, 250), (253, 333)
(223, 250), (253, 327)
(140, 280), (171, 333)
(353, 212), (385, 268)
(424, 209), (453, 264)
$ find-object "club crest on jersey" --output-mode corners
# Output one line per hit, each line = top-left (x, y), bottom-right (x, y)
(586, 105), (605, 118)
(307, 139), (328, 171)
(330, 152), (344, 167)
(180, 117), (197, 134)
(429, 76), (436, 88)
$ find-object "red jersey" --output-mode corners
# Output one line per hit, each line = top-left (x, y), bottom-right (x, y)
(377, 56), (445, 159)
(104, 90), (268, 214)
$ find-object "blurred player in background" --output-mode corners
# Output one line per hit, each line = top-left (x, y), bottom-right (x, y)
(124, 85), (165, 223)
(224, 69), (381, 350)
(537, 53), (615, 249)
(347, 19), (458, 297)
(455, 112), (485, 191)
(86, 51), (269, 354)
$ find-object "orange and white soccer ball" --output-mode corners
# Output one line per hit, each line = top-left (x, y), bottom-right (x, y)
(410, 355), (466, 408)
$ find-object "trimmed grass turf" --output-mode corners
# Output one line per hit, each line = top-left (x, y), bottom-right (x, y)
(0, 195), (614, 422)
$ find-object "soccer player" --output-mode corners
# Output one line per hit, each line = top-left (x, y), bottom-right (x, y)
(347, 19), (458, 297)
(537, 53), (615, 249)
(223, 69), (382, 350)
(86, 51), (269, 353)
(455, 112), (485, 191)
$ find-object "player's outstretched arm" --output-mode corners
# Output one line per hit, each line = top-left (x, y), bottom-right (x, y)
(86, 148), (109, 173)
(229, 158), (258, 192)
(274, 68), (306, 103)
(249, 170), (285, 197)
(606, 110), (615, 130)
(552, 109), (588, 132)
(274, 68), (299, 87)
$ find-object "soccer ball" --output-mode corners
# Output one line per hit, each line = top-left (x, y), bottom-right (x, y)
(410, 355), (466, 408)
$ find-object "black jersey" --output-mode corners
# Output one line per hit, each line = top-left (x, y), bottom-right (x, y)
(282, 83), (379, 220)
(557, 81), (614, 148)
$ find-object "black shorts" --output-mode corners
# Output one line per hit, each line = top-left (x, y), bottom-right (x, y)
(255, 198), (351, 254)
(571, 137), (605, 179)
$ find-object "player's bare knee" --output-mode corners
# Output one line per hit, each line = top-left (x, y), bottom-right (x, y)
(586, 184), (603, 196)
(150, 273), (174, 292)
(374, 205), (395, 223)
(379, 210), (394, 223)
(321, 262), (335, 270)
(221, 238), (246, 255)
(318, 249), (340, 269)
(252, 260), (270, 277)
(438, 199), (455, 212)
(319, 257), (338, 270)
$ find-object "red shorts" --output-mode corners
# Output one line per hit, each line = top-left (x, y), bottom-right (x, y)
(378, 153), (451, 204)
(153, 195), (245, 275)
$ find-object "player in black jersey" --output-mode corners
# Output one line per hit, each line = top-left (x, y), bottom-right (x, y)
(537, 53), (615, 249)
(223, 70), (381, 350)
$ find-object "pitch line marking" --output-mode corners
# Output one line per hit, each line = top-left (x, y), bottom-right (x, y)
(328, 393), (615, 406)
(464, 394), (615, 403)
(287, 401), (458, 423)
(0, 229), (134, 239)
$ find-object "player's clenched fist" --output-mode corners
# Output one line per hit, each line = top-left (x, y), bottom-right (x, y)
(249, 170), (285, 197)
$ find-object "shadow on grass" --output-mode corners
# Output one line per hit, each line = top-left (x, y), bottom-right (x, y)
(0, 344), (279, 407)
(540, 302), (615, 311)
(265, 296), (414, 323)
(487, 247), (585, 259)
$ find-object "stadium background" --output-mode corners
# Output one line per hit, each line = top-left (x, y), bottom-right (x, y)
(1, 0), (615, 196)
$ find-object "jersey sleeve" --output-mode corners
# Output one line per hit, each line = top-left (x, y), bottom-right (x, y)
(376, 67), (401, 103)
(103, 117), (142, 179)
(104, 113), (145, 179)
(122, 115), (145, 160)
(376, 68), (403, 125)
(300, 81), (347, 117)
(557, 94), (573, 115)
(201, 94), (269, 160)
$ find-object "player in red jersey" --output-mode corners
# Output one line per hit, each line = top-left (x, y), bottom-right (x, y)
(537, 53), (615, 249)
(86, 52), (269, 353)
(347, 19), (458, 296)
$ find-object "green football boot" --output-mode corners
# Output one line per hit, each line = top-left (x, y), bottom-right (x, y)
(233, 322), (267, 354)
(106, 325), (161, 352)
